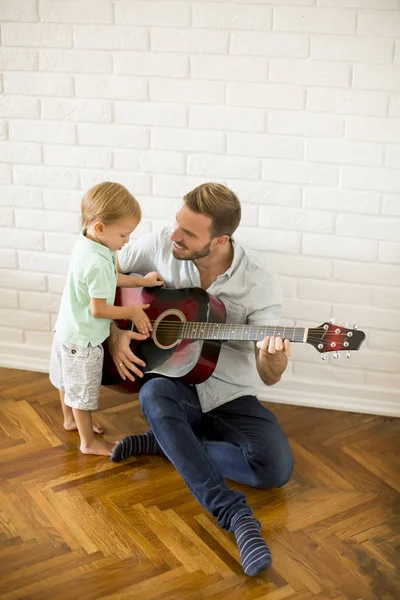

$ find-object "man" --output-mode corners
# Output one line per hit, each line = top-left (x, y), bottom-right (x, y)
(108, 183), (294, 577)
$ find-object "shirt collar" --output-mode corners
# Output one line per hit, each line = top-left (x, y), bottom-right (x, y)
(224, 238), (243, 277)
(79, 229), (115, 261)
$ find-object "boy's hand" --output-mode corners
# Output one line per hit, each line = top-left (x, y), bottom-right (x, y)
(130, 304), (152, 335)
(143, 271), (165, 287)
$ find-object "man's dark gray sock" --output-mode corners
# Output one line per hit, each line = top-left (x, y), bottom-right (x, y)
(111, 430), (164, 462)
(233, 515), (272, 576)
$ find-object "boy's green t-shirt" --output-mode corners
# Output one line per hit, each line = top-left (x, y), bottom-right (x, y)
(55, 231), (117, 347)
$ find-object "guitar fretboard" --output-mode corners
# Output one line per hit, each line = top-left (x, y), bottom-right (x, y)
(178, 323), (307, 342)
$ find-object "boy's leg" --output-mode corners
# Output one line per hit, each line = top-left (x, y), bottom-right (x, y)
(72, 408), (114, 456)
(59, 390), (104, 434)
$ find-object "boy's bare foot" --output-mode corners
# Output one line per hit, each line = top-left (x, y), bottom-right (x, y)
(80, 439), (115, 456)
(64, 420), (104, 434)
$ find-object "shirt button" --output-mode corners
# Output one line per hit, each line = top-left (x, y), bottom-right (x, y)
(71, 349), (76, 354)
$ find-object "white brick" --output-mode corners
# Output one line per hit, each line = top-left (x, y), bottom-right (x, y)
(311, 35), (394, 62)
(115, 2), (190, 26)
(115, 102), (186, 128)
(0, 165), (12, 184)
(74, 25), (148, 50)
(151, 28), (228, 54)
(274, 7), (356, 34)
(382, 195), (400, 216)
(20, 291), (61, 313)
(152, 128), (225, 154)
(0, 289), (18, 308)
(77, 124), (149, 149)
(48, 274), (66, 294)
(153, 175), (215, 199)
(303, 233), (377, 262)
(269, 111), (344, 138)
(3, 72), (74, 97)
(9, 120), (75, 144)
(342, 166), (400, 194)
(192, 55), (266, 83)
(16, 209), (80, 234)
(0, 49), (38, 71)
(347, 116), (400, 145)
(40, 1), (113, 23)
(319, 0), (399, 7)
(0, 250), (17, 269)
(353, 65), (400, 92)
(307, 88), (388, 117)
(0, 327), (23, 344)
(334, 305), (400, 334)
(283, 298), (331, 322)
(0, 228), (43, 251)
(140, 151), (186, 175)
(334, 260), (400, 287)
(14, 166), (80, 190)
(75, 75), (147, 101)
(43, 145), (112, 169)
(190, 107), (263, 134)
(112, 149), (140, 172)
(228, 133), (303, 160)
(39, 49), (112, 74)
(298, 279), (373, 306)
(368, 330), (398, 353)
(366, 372), (400, 391)
(260, 206), (334, 233)
(0, 96), (40, 119)
(150, 79), (225, 105)
(332, 348), (399, 375)
(306, 140), (384, 166)
(0, 186), (42, 208)
(235, 227), (301, 254)
(373, 287), (400, 310)
(18, 251), (70, 274)
(231, 32), (309, 58)
(0, 210), (14, 228)
(0, 308), (50, 331)
(25, 331), (53, 348)
(0, 0), (38, 21)
(262, 160), (339, 186)
(227, 181), (303, 207)
(115, 53), (188, 78)
(0, 122), (7, 139)
(188, 155), (260, 180)
(227, 83), (305, 109)
(357, 10), (400, 36)
(385, 146), (400, 169)
(0, 141), (41, 165)
(304, 188), (380, 215)
(193, 3), (272, 29)
(269, 59), (351, 87)
(139, 197), (182, 220)
(389, 94), (400, 117)
(379, 242), (400, 265)
(1, 23), (72, 48)
(80, 170), (151, 195)
(280, 277), (297, 299)
(45, 232), (77, 254)
(43, 190), (82, 212)
(0, 269), (46, 291)
(42, 98), (112, 123)
(337, 214), (400, 243)
(293, 363), (364, 387)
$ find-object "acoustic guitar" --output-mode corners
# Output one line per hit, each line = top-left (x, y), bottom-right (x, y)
(102, 286), (366, 394)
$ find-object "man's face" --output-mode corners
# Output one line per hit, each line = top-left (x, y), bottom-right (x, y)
(170, 205), (216, 261)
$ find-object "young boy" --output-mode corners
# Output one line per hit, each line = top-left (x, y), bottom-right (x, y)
(50, 182), (164, 456)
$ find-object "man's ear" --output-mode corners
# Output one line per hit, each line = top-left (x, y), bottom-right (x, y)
(215, 234), (230, 246)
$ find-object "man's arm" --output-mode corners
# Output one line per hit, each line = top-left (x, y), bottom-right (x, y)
(255, 336), (291, 386)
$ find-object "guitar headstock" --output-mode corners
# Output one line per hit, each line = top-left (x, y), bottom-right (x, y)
(306, 322), (366, 359)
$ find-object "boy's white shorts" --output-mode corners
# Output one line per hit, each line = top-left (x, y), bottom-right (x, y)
(49, 335), (104, 411)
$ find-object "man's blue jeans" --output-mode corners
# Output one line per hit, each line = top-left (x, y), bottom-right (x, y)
(139, 376), (294, 532)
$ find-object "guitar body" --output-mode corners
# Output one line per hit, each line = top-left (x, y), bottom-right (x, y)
(102, 286), (226, 394)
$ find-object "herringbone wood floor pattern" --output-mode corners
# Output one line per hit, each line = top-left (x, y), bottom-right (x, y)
(0, 367), (399, 600)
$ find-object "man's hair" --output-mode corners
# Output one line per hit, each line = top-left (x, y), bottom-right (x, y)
(81, 182), (141, 228)
(183, 183), (241, 238)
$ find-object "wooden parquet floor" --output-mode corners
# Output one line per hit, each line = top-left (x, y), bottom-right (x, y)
(0, 367), (399, 600)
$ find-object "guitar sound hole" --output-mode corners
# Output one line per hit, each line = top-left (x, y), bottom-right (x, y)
(156, 314), (182, 347)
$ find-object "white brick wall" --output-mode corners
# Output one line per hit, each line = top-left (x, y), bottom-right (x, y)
(1, 0), (399, 416)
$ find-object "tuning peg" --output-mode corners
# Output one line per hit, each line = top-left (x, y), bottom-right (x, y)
(321, 353), (326, 360)
(329, 318), (335, 323)
(353, 324), (357, 330)
(333, 351), (340, 359)
(346, 351), (351, 359)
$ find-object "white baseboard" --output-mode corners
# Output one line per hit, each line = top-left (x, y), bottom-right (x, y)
(1, 349), (399, 417)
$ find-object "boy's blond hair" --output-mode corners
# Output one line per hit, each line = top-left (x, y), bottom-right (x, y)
(183, 183), (241, 239)
(81, 182), (141, 228)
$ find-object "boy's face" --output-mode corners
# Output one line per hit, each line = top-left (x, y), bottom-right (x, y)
(95, 217), (139, 252)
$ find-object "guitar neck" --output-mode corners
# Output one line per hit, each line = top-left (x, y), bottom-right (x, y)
(181, 322), (307, 343)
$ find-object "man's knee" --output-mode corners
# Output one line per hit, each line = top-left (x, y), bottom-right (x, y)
(251, 445), (294, 489)
(139, 377), (180, 421)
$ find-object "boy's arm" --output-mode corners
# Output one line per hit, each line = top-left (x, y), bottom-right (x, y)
(117, 273), (146, 288)
(90, 298), (152, 335)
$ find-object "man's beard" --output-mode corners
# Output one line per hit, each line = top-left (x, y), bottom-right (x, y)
(172, 240), (212, 261)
